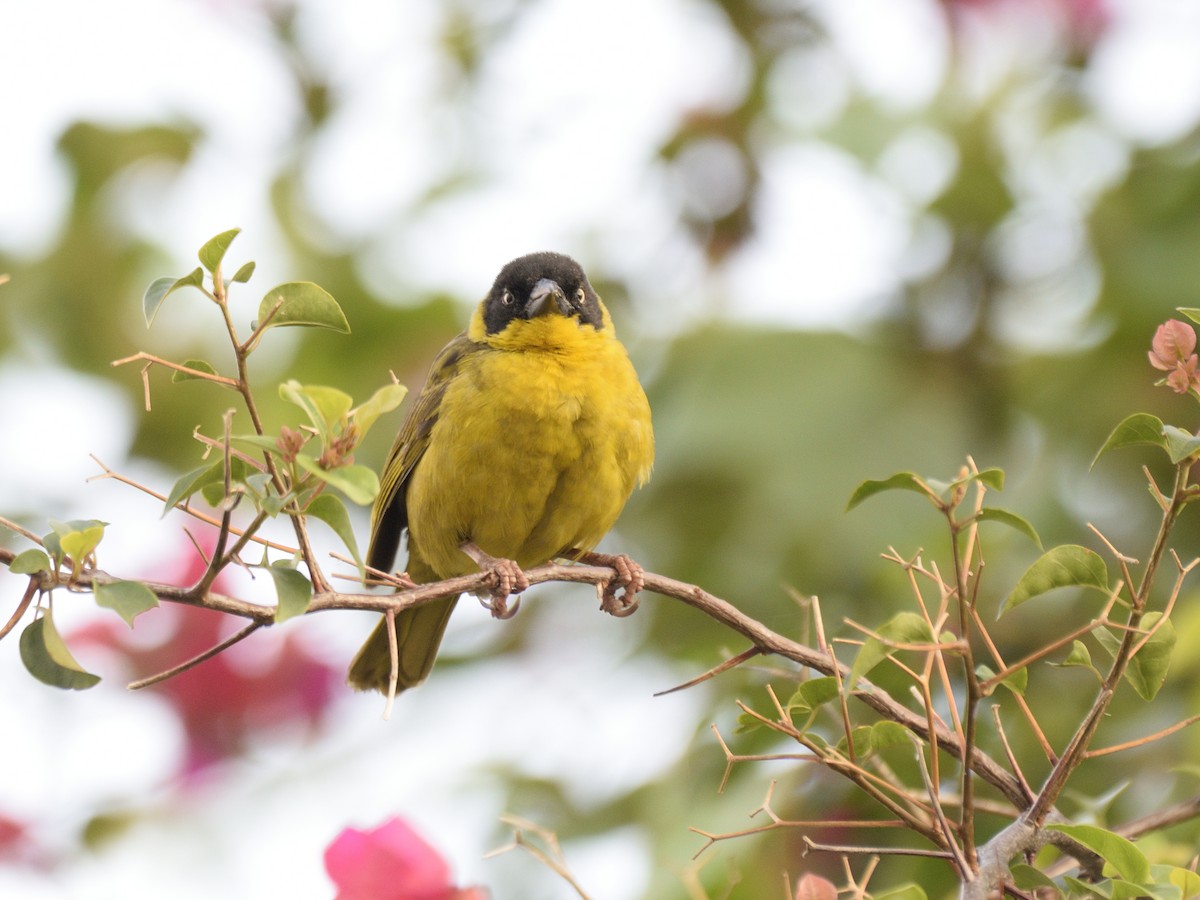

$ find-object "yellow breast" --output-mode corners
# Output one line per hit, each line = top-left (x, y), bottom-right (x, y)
(404, 313), (653, 579)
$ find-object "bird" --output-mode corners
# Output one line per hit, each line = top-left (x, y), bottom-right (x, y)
(347, 251), (654, 695)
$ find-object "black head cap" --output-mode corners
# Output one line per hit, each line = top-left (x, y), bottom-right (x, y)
(481, 252), (604, 335)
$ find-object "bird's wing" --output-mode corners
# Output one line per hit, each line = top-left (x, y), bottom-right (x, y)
(366, 331), (477, 573)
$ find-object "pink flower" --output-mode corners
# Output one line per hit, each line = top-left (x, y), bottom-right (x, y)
(1149, 319), (1200, 395)
(794, 872), (838, 900)
(69, 533), (339, 775)
(324, 818), (487, 900)
(941, 0), (1111, 49)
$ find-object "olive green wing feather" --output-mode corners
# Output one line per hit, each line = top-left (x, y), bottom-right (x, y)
(366, 332), (476, 573)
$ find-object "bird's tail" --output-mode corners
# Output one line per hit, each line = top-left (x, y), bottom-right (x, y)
(347, 595), (459, 695)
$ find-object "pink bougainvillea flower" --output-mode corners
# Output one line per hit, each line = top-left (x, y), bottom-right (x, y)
(0, 812), (46, 868)
(324, 817), (487, 900)
(941, 0), (1111, 50)
(794, 872), (838, 900)
(69, 532), (339, 775)
(1149, 319), (1200, 395)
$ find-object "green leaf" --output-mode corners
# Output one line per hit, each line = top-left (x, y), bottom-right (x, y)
(1162, 424), (1200, 464)
(1093, 624), (1120, 656)
(351, 382), (408, 440)
(162, 460), (223, 512)
(94, 580), (159, 627)
(43, 531), (63, 568)
(1108, 881), (1169, 900)
(306, 493), (363, 576)
(258, 282), (349, 334)
(1093, 614), (1177, 701)
(976, 507), (1042, 548)
(837, 724), (875, 756)
(243, 470), (276, 496)
(872, 887), (927, 900)
(1047, 824), (1149, 883)
(279, 380), (353, 441)
(231, 261), (256, 283)
(198, 458), (249, 508)
(785, 676), (840, 716)
(1009, 863), (1058, 890)
(1177, 307), (1200, 325)
(1158, 865), (1200, 896)
(849, 611), (935, 686)
(9, 548), (52, 575)
(198, 228), (241, 273)
(171, 358), (219, 383)
(1064, 876), (1110, 897)
(143, 267), (204, 327)
(867, 719), (911, 752)
(19, 614), (101, 690)
(1055, 640), (1101, 678)
(1002, 545), (1109, 615)
(299, 383), (353, 434)
(977, 663), (1028, 697)
(1126, 612), (1175, 701)
(267, 563), (312, 623)
(293, 457), (379, 505)
(260, 490), (293, 518)
(960, 467), (1005, 492)
(846, 472), (929, 511)
(734, 710), (763, 734)
(1093, 413), (1168, 468)
(232, 433), (286, 455)
(49, 519), (106, 576)
(926, 467), (1004, 495)
(164, 457), (248, 513)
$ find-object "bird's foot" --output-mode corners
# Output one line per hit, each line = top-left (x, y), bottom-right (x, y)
(460, 541), (529, 620)
(576, 550), (644, 618)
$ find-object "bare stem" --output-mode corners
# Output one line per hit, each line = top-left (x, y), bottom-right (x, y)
(128, 622), (263, 690)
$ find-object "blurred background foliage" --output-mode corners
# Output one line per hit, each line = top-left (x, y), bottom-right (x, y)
(4, 0), (1200, 896)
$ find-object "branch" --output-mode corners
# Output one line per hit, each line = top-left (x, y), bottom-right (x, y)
(0, 545), (1033, 810)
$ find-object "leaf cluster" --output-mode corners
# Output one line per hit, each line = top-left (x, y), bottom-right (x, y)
(3, 229), (407, 688)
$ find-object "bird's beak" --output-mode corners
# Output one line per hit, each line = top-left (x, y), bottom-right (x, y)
(525, 279), (571, 318)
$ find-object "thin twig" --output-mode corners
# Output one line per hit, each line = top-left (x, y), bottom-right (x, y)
(0, 579), (39, 641)
(915, 743), (971, 877)
(654, 646), (762, 696)
(991, 705), (1034, 805)
(87, 455), (298, 553)
(128, 622), (263, 690)
(484, 815), (592, 900)
(803, 835), (954, 860)
(1084, 713), (1200, 758)
(110, 352), (240, 389)
(384, 608), (399, 720)
(0, 515), (44, 545)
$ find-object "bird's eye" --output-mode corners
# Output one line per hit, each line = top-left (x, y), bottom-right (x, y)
(500, 289), (514, 306)
(574, 288), (586, 306)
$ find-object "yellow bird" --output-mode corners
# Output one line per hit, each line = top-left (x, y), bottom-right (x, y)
(348, 252), (654, 695)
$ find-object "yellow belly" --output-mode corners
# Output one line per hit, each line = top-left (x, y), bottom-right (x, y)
(404, 335), (653, 579)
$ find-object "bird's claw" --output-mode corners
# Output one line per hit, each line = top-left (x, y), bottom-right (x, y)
(483, 592), (522, 620)
(463, 547), (529, 620)
(599, 584), (640, 617)
(595, 553), (644, 618)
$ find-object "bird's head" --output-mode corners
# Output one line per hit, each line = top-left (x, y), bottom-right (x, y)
(468, 252), (614, 349)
